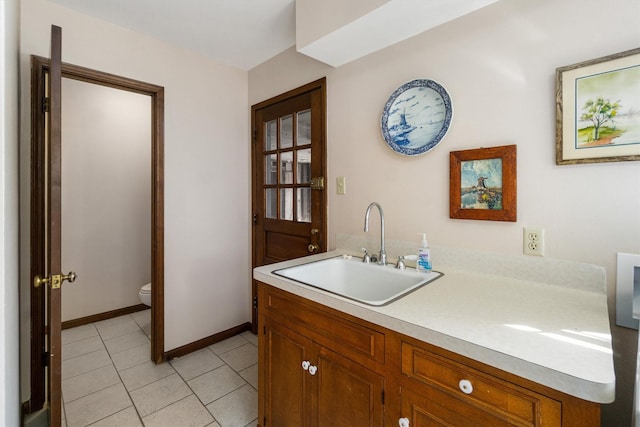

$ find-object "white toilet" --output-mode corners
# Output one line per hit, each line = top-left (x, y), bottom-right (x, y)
(139, 283), (151, 306)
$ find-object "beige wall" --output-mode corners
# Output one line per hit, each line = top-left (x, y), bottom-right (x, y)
(61, 78), (151, 321)
(2, 0), (21, 423)
(19, 0), (251, 401)
(249, 0), (640, 424)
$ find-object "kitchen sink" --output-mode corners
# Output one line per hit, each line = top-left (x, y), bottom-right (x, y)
(273, 256), (442, 306)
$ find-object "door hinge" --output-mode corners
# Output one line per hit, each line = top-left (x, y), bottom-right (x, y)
(42, 97), (49, 112)
(42, 351), (49, 367)
(253, 214), (258, 225)
(253, 296), (258, 310)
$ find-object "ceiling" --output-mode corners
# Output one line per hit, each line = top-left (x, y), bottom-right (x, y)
(48, 0), (499, 71)
(49, 0), (297, 70)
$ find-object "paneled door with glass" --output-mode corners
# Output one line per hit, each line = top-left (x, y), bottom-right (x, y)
(251, 79), (327, 324)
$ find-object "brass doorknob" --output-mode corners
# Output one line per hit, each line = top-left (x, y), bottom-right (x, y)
(307, 243), (320, 253)
(310, 228), (319, 235)
(33, 271), (77, 289)
(33, 275), (50, 288)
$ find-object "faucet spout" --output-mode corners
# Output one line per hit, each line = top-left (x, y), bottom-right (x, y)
(364, 202), (386, 265)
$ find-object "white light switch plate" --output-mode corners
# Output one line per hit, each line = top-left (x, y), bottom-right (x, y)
(336, 176), (346, 195)
(616, 253), (640, 330)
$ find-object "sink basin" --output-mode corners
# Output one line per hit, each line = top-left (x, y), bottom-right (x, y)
(273, 256), (442, 306)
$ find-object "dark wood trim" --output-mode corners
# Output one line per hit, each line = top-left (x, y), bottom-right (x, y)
(164, 323), (253, 361)
(29, 55), (47, 413)
(61, 304), (149, 330)
(29, 55), (166, 412)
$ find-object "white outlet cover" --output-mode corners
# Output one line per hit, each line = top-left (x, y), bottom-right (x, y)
(616, 252), (640, 330)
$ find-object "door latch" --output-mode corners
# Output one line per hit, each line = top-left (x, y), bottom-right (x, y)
(310, 177), (325, 190)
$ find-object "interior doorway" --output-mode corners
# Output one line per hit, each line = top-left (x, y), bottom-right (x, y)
(28, 56), (165, 412)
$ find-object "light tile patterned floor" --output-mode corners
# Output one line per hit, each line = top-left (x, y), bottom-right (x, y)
(61, 310), (258, 427)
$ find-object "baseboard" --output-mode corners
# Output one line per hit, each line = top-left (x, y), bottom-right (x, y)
(62, 304), (149, 330)
(164, 322), (253, 361)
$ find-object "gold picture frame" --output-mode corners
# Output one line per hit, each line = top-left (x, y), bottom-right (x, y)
(449, 145), (517, 222)
(556, 47), (640, 164)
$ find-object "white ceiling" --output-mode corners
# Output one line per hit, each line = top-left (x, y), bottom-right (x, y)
(48, 0), (499, 71)
(49, 0), (297, 70)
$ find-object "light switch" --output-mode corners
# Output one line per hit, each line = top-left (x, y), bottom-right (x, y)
(336, 176), (346, 195)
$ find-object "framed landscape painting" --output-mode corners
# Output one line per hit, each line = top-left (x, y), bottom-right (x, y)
(556, 47), (640, 164)
(450, 145), (517, 222)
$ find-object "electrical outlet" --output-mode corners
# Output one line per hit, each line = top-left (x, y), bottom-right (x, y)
(336, 176), (346, 195)
(523, 227), (545, 256)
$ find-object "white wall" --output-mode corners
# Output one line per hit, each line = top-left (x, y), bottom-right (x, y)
(2, 0), (21, 423)
(19, 0), (250, 402)
(61, 78), (151, 321)
(249, 0), (640, 424)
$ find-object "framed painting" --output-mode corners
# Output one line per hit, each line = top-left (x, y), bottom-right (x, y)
(556, 47), (640, 164)
(450, 145), (517, 222)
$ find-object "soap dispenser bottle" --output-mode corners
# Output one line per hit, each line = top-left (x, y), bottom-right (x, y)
(416, 233), (432, 273)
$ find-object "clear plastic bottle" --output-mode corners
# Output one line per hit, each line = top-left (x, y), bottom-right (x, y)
(416, 233), (432, 273)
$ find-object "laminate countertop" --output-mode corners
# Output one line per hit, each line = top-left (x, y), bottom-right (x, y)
(254, 248), (615, 404)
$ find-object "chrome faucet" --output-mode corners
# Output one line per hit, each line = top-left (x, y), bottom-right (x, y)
(364, 202), (386, 265)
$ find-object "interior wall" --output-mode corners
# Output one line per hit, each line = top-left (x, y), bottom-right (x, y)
(249, 0), (640, 425)
(19, 0), (250, 403)
(1, 0), (21, 424)
(61, 78), (151, 321)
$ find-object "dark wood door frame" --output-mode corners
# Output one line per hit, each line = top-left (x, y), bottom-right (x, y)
(29, 56), (165, 412)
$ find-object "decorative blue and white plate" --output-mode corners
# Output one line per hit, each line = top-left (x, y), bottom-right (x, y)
(381, 79), (453, 156)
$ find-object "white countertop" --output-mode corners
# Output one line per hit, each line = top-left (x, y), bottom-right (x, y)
(254, 248), (616, 404)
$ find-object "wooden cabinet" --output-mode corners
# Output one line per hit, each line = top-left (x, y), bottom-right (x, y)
(399, 341), (562, 426)
(257, 282), (601, 427)
(259, 285), (385, 427)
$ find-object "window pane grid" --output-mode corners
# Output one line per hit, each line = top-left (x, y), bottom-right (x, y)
(262, 109), (313, 223)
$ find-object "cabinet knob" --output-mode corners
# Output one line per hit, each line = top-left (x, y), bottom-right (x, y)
(399, 417), (410, 427)
(308, 365), (317, 376)
(459, 379), (473, 394)
(301, 360), (310, 371)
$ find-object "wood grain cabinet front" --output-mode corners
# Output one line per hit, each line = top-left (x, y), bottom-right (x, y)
(257, 281), (602, 427)
(259, 285), (385, 427)
(399, 341), (562, 426)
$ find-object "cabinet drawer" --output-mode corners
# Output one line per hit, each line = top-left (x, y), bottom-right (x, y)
(401, 342), (561, 426)
(260, 284), (385, 365)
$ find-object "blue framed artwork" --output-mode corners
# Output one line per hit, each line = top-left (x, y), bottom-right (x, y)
(381, 79), (453, 156)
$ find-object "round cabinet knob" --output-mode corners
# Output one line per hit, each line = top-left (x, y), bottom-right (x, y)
(459, 379), (473, 395)
(399, 417), (410, 427)
(301, 360), (310, 371)
(308, 365), (317, 376)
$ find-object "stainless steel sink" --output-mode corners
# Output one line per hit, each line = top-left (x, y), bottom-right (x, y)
(273, 256), (442, 306)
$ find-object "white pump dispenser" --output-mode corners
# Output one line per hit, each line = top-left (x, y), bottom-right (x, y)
(416, 233), (432, 273)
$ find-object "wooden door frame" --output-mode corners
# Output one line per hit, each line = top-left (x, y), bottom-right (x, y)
(250, 78), (327, 330)
(28, 56), (165, 412)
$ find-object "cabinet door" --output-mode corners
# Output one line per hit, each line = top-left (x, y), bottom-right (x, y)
(401, 384), (516, 427)
(263, 319), (314, 427)
(314, 346), (385, 427)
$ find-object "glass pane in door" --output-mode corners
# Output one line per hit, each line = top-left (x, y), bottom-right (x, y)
(280, 188), (293, 220)
(265, 188), (277, 219)
(280, 151), (293, 184)
(280, 115), (293, 149)
(297, 109), (311, 146)
(265, 119), (277, 151)
(265, 154), (277, 185)
(297, 188), (311, 223)
(296, 148), (311, 184)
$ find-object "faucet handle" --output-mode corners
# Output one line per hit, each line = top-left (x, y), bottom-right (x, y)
(361, 248), (371, 264)
(395, 256), (406, 270)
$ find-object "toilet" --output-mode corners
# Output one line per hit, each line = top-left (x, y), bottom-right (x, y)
(139, 283), (151, 306)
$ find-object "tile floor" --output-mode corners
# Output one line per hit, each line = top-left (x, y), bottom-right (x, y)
(61, 309), (258, 427)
